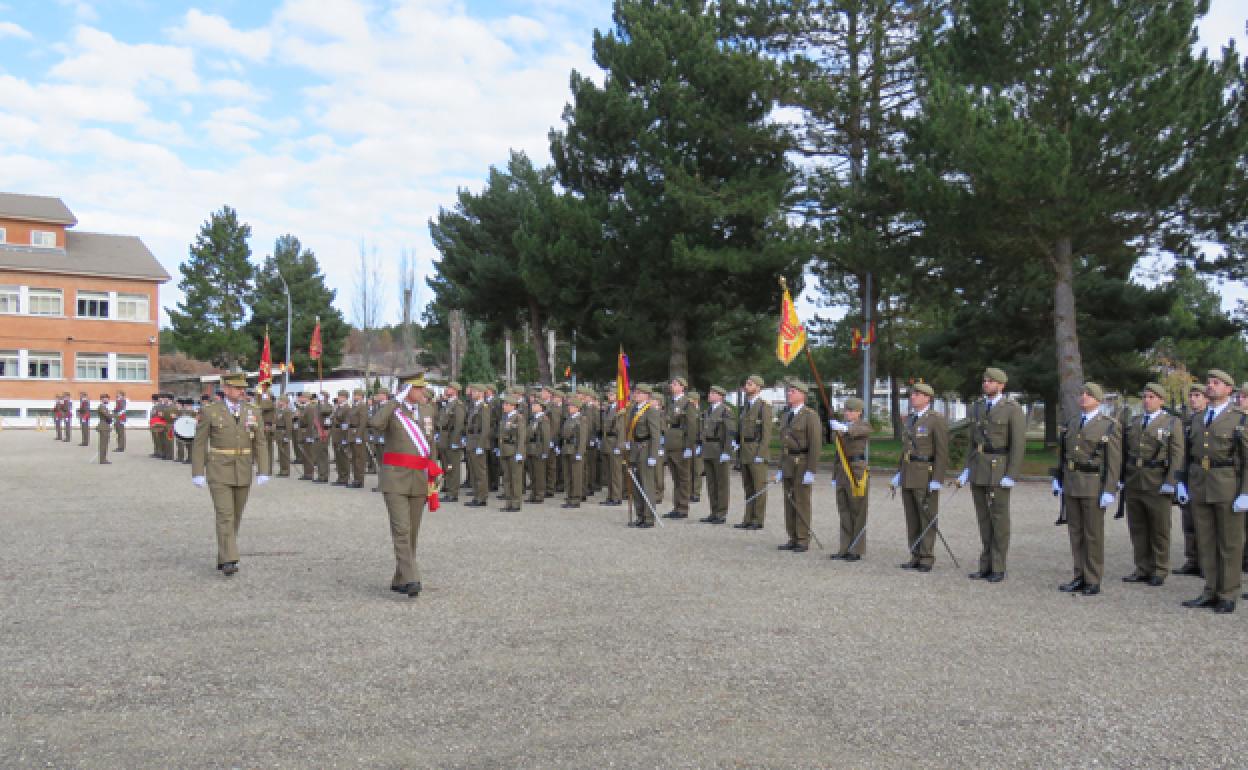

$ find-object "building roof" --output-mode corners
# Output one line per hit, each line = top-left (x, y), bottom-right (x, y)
(0, 231), (170, 282)
(0, 192), (77, 225)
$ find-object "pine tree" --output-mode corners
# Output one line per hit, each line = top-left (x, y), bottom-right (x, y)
(459, 322), (496, 384)
(168, 205), (256, 368)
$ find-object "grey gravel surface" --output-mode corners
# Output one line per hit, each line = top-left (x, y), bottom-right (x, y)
(3, 430), (1247, 769)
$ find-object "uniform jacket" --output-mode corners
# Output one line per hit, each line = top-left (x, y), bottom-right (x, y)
(561, 411), (589, 456)
(369, 399), (438, 497)
(95, 402), (113, 432)
(664, 394), (697, 453)
(114, 398), (127, 425)
(499, 409), (527, 458)
(831, 418), (871, 487)
(1123, 410), (1182, 494)
(699, 402), (737, 455)
(438, 397), (466, 451)
(737, 397), (773, 463)
(1056, 412), (1122, 499)
(779, 405), (822, 479)
(964, 397), (1026, 485)
(898, 409), (949, 489)
(331, 401), (350, 446)
(465, 400), (492, 452)
(527, 412), (551, 457)
(257, 392), (276, 428)
(1182, 405), (1248, 504)
(626, 401), (662, 465)
(191, 400), (269, 486)
(300, 401), (323, 443)
(347, 400), (369, 445)
(78, 398), (90, 421)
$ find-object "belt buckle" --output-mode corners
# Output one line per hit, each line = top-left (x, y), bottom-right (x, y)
(902, 452), (911, 463)
(1201, 457), (1211, 470)
(1135, 458), (1143, 468)
(1066, 461), (1075, 472)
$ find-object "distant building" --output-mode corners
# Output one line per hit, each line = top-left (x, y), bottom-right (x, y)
(0, 192), (169, 426)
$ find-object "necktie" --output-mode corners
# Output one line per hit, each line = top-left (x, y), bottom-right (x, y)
(1079, 415), (1086, 430)
(1142, 414), (1151, 430)
(908, 413), (918, 429)
(1206, 410), (1214, 427)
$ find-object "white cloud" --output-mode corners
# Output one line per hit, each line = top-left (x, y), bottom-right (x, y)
(56, 0), (97, 23)
(50, 26), (200, 94)
(206, 78), (265, 102)
(167, 9), (272, 62)
(0, 20), (31, 39)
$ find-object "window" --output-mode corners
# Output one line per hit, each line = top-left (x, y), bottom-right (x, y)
(28, 288), (62, 316)
(0, 286), (17, 314)
(27, 351), (62, 379)
(0, 226), (6, 243)
(116, 354), (150, 382)
(0, 350), (17, 377)
(76, 353), (109, 380)
(31, 230), (56, 248)
(77, 290), (110, 319)
(116, 293), (149, 321)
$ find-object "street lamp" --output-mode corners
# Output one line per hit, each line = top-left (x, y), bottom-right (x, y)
(273, 264), (292, 395)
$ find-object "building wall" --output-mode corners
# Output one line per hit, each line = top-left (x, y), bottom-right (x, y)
(0, 268), (161, 412)
(0, 217), (67, 249)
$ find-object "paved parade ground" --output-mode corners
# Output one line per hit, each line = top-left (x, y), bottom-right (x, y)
(3, 429), (1248, 768)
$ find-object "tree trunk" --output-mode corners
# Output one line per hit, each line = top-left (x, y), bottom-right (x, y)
(668, 316), (689, 380)
(529, 299), (552, 385)
(449, 309), (466, 382)
(1052, 236), (1084, 424)
(889, 373), (902, 440)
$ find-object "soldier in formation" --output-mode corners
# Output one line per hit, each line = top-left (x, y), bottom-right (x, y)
(827, 396), (870, 560)
(959, 368), (1026, 582)
(776, 380), (822, 553)
(892, 383), (949, 573)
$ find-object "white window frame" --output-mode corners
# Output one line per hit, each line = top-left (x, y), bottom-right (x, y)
(28, 288), (63, 316)
(0, 285), (18, 314)
(27, 351), (62, 379)
(0, 349), (17, 378)
(76, 290), (110, 319)
(30, 230), (56, 248)
(115, 354), (150, 382)
(115, 292), (149, 322)
(75, 353), (110, 381)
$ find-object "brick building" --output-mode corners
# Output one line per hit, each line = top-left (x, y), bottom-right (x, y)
(0, 193), (169, 426)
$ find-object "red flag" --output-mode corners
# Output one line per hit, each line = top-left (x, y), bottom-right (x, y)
(564, 365), (571, 378)
(776, 279), (807, 365)
(259, 331), (273, 386)
(309, 317), (323, 361)
(616, 348), (630, 403)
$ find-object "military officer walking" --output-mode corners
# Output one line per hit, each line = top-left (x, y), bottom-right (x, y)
(697, 386), (736, 524)
(958, 368), (1026, 581)
(893, 383), (949, 572)
(368, 375), (442, 597)
(498, 394), (527, 511)
(777, 381), (822, 553)
(95, 393), (114, 464)
(191, 373), (270, 576)
(1053, 383), (1122, 596)
(1177, 370), (1248, 613)
(736, 375), (773, 530)
(828, 397), (871, 560)
(1121, 382), (1183, 586)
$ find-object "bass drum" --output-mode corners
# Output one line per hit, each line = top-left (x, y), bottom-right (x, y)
(173, 415), (198, 441)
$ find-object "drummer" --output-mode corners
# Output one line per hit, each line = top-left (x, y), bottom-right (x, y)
(174, 398), (196, 463)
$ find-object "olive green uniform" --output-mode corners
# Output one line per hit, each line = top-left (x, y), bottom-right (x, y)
(368, 399), (437, 589)
(1056, 413), (1122, 588)
(699, 401), (736, 521)
(77, 398), (91, 446)
(964, 396), (1027, 575)
(899, 410), (949, 568)
(95, 402), (113, 463)
(737, 396), (773, 527)
(664, 394), (697, 516)
(627, 401), (662, 525)
(348, 398), (369, 486)
(779, 404), (822, 548)
(561, 409), (589, 504)
(526, 410), (550, 502)
(601, 403), (624, 503)
(191, 400), (269, 567)
(274, 404), (293, 476)
(546, 401), (563, 496)
(498, 408), (527, 508)
(1182, 405), (1248, 604)
(437, 397), (466, 500)
(831, 419), (871, 556)
(1123, 409), (1182, 579)
(331, 398), (351, 484)
(465, 399), (492, 504)
(113, 396), (128, 451)
(256, 391), (276, 474)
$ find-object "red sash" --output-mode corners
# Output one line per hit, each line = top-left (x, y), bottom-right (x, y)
(381, 452), (445, 511)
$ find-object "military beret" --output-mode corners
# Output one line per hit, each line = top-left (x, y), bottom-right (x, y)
(1208, 369), (1235, 387)
(688, 390), (700, 400)
(337, 389), (349, 398)
(1189, 383), (1206, 395)
(983, 367), (1009, 385)
(911, 383), (935, 397)
(530, 399), (545, 410)
(634, 383), (653, 395)
(353, 389), (366, 397)
(1082, 382), (1105, 401)
(672, 376), (688, 388)
(222, 373), (248, 388)
(99, 392), (110, 399)
(746, 374), (765, 388)
(709, 385), (727, 397)
(502, 394), (521, 405)
(844, 396), (865, 412)
(784, 378), (809, 393)
(403, 375), (428, 388)
(447, 381), (462, 391)
(1141, 382), (1167, 400)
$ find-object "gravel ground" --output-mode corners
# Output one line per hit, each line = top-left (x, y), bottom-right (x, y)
(3, 429), (1247, 769)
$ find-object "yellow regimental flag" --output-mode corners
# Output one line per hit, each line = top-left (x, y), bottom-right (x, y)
(776, 280), (807, 366)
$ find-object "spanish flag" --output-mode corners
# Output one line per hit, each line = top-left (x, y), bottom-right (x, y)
(309, 317), (323, 361)
(259, 330), (273, 387)
(776, 278), (807, 366)
(616, 348), (630, 403)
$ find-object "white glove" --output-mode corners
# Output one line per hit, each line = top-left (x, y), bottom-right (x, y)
(256, 475), (270, 486)
(1099, 492), (1114, 509)
(658, 449), (665, 457)
(549, 442), (555, 449)
(890, 473), (901, 488)
(682, 449), (692, 459)
(1117, 481), (1124, 491)
(355, 439), (363, 444)
(1159, 483), (1175, 495)
(192, 476), (206, 488)
(1235, 494), (1248, 513)
(956, 469), (969, 487)
(719, 453), (730, 463)
(575, 454), (582, 461)
(1052, 479), (1062, 496)
(494, 448), (500, 456)
(541, 454), (548, 460)
(753, 457), (764, 464)
(802, 471), (815, 485)
(613, 448), (621, 455)
(623, 441), (631, 450)
(1176, 482), (1189, 504)
(646, 457), (656, 467)
(475, 448), (484, 455)
(774, 470), (783, 483)
(731, 441), (740, 451)
(1000, 476), (1015, 489)
(928, 481), (941, 492)
(694, 446), (702, 456)
(830, 480), (837, 491)
(828, 419), (848, 432)
(555, 448), (561, 456)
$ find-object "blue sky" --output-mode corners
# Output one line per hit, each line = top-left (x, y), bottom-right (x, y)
(0, 0), (1243, 326)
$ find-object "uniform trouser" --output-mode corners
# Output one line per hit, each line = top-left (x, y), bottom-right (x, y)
(302, 439), (316, 476)
(655, 452), (666, 500)
(177, 438), (191, 463)
(584, 447), (597, 494)
(276, 436), (291, 474)
(1065, 496), (1105, 586)
(115, 423), (126, 451)
(62, 420), (71, 441)
(741, 456), (769, 525)
(596, 447), (609, 489)
(55, 420), (63, 440)
(442, 447), (462, 496)
(704, 449), (731, 517)
(468, 449), (489, 502)
(564, 454), (584, 502)
(629, 462), (657, 523)
(151, 429), (162, 455)
(164, 431), (175, 460)
(503, 456), (524, 505)
(263, 428), (274, 474)
(546, 451), (559, 497)
(334, 441), (350, 482)
(79, 421), (90, 446)
(902, 488), (938, 566)
(606, 449), (623, 501)
(315, 441), (330, 479)
(382, 492), (425, 586)
(208, 483), (250, 565)
(836, 485), (869, 555)
(1126, 492), (1172, 577)
(783, 477), (813, 547)
(352, 441), (367, 484)
(972, 485), (1011, 574)
(488, 450), (501, 491)
(691, 455), (703, 499)
(97, 429), (110, 462)
(1192, 500), (1244, 602)
(526, 452), (546, 500)
(667, 453), (691, 512)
